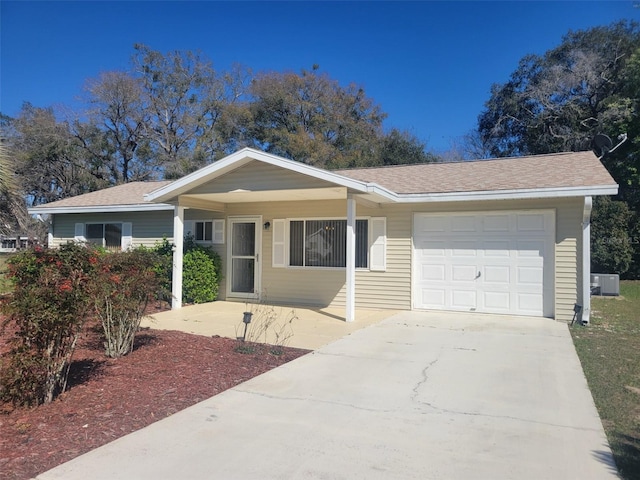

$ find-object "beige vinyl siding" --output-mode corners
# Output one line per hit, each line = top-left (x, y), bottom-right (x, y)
(190, 161), (339, 195)
(225, 200), (351, 307)
(52, 211), (174, 248)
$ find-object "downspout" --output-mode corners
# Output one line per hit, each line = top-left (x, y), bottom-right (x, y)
(581, 196), (593, 324)
(172, 205), (185, 310)
(345, 195), (356, 322)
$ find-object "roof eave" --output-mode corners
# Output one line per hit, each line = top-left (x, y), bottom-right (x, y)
(28, 203), (175, 215)
(391, 185), (619, 203)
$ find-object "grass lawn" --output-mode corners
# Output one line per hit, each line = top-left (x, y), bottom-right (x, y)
(571, 281), (640, 480)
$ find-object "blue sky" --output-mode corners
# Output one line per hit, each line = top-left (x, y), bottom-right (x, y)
(1, 1), (638, 153)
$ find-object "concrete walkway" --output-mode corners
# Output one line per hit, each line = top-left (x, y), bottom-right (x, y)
(37, 311), (618, 480)
(140, 301), (396, 350)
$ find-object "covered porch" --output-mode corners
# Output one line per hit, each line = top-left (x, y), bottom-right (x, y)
(143, 148), (395, 322)
(140, 301), (396, 350)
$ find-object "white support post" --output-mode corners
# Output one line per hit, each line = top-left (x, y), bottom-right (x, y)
(172, 206), (185, 310)
(581, 196), (593, 324)
(346, 195), (356, 322)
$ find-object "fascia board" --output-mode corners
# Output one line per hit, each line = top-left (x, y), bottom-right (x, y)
(390, 185), (619, 203)
(28, 203), (175, 215)
(145, 147), (372, 203)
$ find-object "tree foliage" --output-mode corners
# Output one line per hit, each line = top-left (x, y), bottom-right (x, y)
(247, 67), (387, 168)
(478, 21), (640, 159)
(476, 21), (640, 276)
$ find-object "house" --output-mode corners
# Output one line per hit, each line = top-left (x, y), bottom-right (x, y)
(28, 148), (618, 324)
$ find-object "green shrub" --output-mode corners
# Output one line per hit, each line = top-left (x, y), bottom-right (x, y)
(183, 248), (219, 304)
(152, 235), (222, 305)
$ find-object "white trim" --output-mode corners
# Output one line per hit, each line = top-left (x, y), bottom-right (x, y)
(392, 185), (618, 203)
(226, 216), (262, 300)
(581, 196), (593, 324)
(172, 206), (185, 310)
(346, 196), (356, 322)
(145, 148), (376, 203)
(28, 203), (174, 215)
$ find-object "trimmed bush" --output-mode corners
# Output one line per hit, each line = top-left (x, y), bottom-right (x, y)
(0, 244), (99, 406)
(183, 248), (219, 304)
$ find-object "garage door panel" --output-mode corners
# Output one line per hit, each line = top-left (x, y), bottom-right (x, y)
(516, 239), (546, 257)
(483, 214), (510, 232)
(413, 211), (554, 317)
(483, 239), (511, 257)
(451, 216), (476, 232)
(451, 289), (477, 309)
(484, 265), (510, 284)
(484, 291), (510, 310)
(420, 288), (446, 308)
(517, 213), (546, 232)
(422, 265), (445, 281)
(452, 265), (478, 281)
(517, 266), (543, 285)
(517, 293), (543, 313)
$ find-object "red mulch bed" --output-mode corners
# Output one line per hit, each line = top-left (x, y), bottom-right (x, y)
(0, 307), (309, 480)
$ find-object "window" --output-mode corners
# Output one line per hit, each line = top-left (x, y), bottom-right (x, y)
(75, 222), (132, 251)
(288, 219), (369, 268)
(189, 220), (225, 244)
(86, 223), (122, 251)
(195, 221), (213, 242)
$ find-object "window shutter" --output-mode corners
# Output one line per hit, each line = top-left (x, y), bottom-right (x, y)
(272, 219), (286, 268)
(212, 220), (225, 244)
(121, 222), (133, 251)
(370, 217), (386, 271)
(74, 223), (86, 242)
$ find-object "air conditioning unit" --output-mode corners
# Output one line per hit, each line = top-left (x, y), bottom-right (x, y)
(590, 274), (620, 296)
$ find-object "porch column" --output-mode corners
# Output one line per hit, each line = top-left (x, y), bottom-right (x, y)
(172, 205), (185, 310)
(581, 196), (593, 324)
(346, 195), (356, 322)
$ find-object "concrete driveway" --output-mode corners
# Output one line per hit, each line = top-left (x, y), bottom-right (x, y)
(37, 311), (618, 480)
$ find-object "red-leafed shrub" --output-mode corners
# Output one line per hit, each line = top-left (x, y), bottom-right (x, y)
(0, 243), (99, 406)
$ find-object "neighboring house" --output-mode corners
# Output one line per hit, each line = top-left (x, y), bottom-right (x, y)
(0, 235), (37, 252)
(28, 148), (618, 324)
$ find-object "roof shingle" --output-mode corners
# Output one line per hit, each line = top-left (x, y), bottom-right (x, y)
(33, 181), (172, 209)
(338, 151), (617, 194)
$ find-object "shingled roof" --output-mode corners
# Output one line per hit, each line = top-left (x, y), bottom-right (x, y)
(338, 151), (617, 195)
(29, 151), (617, 215)
(30, 181), (173, 212)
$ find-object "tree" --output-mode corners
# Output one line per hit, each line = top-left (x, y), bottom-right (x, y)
(0, 141), (29, 235)
(76, 71), (157, 184)
(591, 196), (633, 275)
(247, 67), (387, 169)
(478, 21), (639, 159)
(476, 21), (640, 277)
(10, 103), (98, 206)
(132, 44), (250, 177)
(377, 129), (438, 165)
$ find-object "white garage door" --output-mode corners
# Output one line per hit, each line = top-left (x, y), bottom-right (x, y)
(413, 211), (555, 317)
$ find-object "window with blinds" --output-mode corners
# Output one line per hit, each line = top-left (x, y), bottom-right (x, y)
(288, 219), (368, 268)
(86, 223), (122, 252)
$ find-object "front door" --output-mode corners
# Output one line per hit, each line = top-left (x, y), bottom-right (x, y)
(228, 217), (261, 299)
